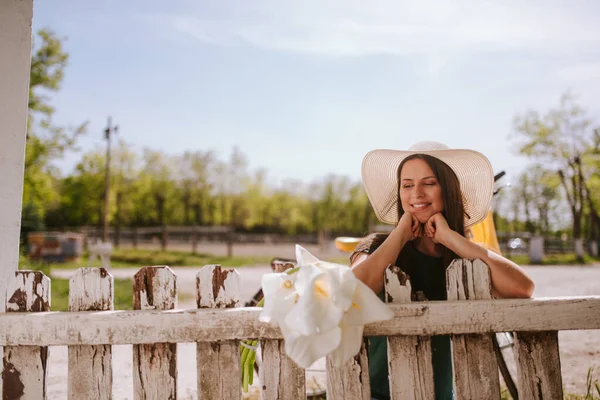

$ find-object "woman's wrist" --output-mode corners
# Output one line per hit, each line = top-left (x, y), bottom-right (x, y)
(439, 229), (486, 260)
(391, 224), (411, 247)
(437, 229), (461, 250)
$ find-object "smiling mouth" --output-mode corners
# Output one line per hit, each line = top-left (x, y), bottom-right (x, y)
(411, 203), (431, 211)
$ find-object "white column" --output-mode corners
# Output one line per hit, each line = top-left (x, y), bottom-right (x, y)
(0, 1), (33, 390)
(528, 236), (545, 264)
(0, 0), (33, 290)
(0, 0), (34, 317)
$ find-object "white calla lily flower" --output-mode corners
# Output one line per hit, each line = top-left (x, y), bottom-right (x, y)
(259, 245), (395, 369)
(259, 271), (298, 324)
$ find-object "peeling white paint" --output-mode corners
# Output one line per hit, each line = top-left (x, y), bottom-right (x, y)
(68, 268), (114, 399)
(196, 265), (240, 399)
(447, 259), (500, 399)
(6, 271), (50, 312)
(196, 265), (239, 308)
(133, 266), (178, 399)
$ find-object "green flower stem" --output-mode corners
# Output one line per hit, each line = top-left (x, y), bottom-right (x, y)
(240, 267), (298, 392)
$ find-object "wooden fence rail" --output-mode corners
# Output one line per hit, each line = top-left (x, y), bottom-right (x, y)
(2, 261), (600, 399)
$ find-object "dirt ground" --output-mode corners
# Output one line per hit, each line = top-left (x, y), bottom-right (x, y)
(47, 245), (600, 399)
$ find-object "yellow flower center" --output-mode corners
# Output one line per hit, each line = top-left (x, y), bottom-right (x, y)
(314, 280), (329, 297)
(282, 280), (293, 289)
(314, 280), (360, 309)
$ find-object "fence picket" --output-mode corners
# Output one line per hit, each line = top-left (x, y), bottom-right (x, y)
(514, 331), (563, 399)
(325, 341), (371, 400)
(385, 265), (435, 400)
(260, 262), (305, 400)
(68, 268), (113, 400)
(196, 265), (241, 400)
(260, 340), (306, 399)
(3, 271), (50, 400)
(446, 259), (500, 400)
(133, 266), (178, 400)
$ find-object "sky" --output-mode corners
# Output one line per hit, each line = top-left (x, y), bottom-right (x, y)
(33, 0), (600, 188)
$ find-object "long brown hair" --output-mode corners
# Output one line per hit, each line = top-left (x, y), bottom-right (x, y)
(396, 154), (467, 268)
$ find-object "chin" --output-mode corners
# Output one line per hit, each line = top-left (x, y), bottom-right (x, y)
(414, 214), (431, 224)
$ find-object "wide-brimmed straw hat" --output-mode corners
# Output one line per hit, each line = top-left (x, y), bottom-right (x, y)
(361, 141), (494, 228)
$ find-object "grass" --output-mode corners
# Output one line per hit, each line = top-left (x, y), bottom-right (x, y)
(110, 248), (273, 268)
(50, 276), (134, 311)
(500, 367), (600, 400)
(21, 248), (275, 270)
(49, 276), (193, 311)
(18, 256), (192, 311)
(507, 253), (600, 266)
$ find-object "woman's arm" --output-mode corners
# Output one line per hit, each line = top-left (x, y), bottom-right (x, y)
(351, 212), (419, 294)
(426, 214), (535, 298)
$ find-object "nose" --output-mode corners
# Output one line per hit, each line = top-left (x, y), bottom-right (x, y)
(413, 185), (424, 198)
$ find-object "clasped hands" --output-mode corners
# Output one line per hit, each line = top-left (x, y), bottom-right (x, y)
(398, 212), (450, 244)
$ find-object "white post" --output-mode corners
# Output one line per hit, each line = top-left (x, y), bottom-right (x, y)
(0, 0), (34, 393)
(528, 236), (545, 264)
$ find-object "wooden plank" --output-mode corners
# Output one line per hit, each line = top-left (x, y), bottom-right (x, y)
(325, 341), (370, 400)
(133, 266), (178, 400)
(260, 340), (305, 400)
(3, 271), (50, 400)
(196, 265), (240, 400)
(68, 268), (113, 400)
(446, 259), (500, 400)
(514, 331), (563, 399)
(0, 296), (599, 346)
(323, 256), (369, 400)
(385, 266), (435, 400)
(260, 262), (305, 399)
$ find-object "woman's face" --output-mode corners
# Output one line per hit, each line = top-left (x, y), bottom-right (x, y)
(399, 158), (444, 223)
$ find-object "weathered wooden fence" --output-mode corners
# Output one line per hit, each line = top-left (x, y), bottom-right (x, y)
(1, 260), (599, 399)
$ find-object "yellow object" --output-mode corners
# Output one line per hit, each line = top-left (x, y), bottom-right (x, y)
(334, 236), (362, 253)
(334, 210), (502, 255)
(468, 210), (502, 254)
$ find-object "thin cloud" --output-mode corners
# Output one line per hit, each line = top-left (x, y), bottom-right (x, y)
(142, 1), (600, 57)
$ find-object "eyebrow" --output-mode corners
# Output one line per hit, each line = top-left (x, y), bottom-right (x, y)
(401, 176), (436, 182)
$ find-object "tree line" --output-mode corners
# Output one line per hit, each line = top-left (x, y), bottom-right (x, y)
(20, 30), (600, 245)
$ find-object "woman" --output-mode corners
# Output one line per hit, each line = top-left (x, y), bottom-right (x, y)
(350, 141), (534, 400)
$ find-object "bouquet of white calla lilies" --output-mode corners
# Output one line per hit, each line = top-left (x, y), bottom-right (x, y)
(259, 245), (394, 369)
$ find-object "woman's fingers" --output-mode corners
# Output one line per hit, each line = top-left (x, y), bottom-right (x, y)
(425, 218), (436, 238)
(411, 215), (420, 238)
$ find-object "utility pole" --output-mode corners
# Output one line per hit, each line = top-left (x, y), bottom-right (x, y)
(102, 117), (118, 242)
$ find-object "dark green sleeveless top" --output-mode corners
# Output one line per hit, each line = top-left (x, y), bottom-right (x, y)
(354, 237), (454, 400)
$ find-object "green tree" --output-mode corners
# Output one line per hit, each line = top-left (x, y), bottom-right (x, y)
(512, 93), (597, 260)
(45, 150), (105, 228)
(512, 166), (562, 235)
(140, 149), (179, 249)
(23, 29), (86, 232)
(176, 150), (215, 226)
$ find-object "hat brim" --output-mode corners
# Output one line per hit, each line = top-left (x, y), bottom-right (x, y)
(361, 148), (494, 228)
